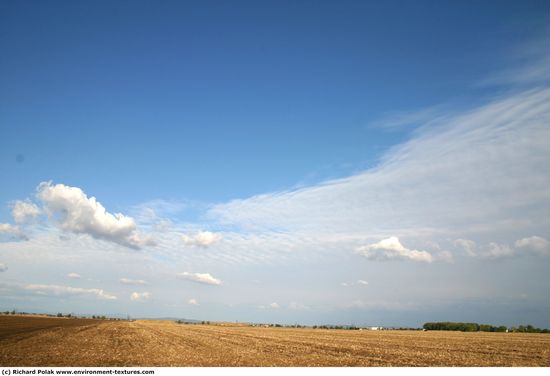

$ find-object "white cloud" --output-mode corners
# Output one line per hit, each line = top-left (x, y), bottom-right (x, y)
(207, 88), (550, 264)
(188, 298), (199, 306)
(0, 223), (27, 240)
(177, 272), (222, 286)
(36, 181), (152, 249)
(356, 237), (433, 263)
(269, 302), (280, 309)
(289, 302), (308, 310)
(481, 37), (550, 87)
(454, 237), (550, 260)
(119, 278), (148, 285)
(67, 272), (81, 279)
(342, 280), (368, 287)
(483, 242), (514, 259)
(130, 291), (152, 302)
(454, 239), (477, 257)
(181, 231), (222, 247)
(0, 263), (7, 272)
(370, 105), (449, 130)
(25, 284), (117, 300)
(12, 200), (41, 223)
(515, 236), (550, 256)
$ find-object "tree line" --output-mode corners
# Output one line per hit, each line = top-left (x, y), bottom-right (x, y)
(423, 322), (549, 333)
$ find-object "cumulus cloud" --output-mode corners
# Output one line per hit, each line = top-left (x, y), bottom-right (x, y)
(36, 181), (153, 249)
(269, 302), (280, 309)
(483, 242), (514, 259)
(289, 302), (308, 310)
(454, 236), (550, 259)
(454, 239), (477, 257)
(67, 272), (81, 279)
(188, 298), (199, 306)
(119, 278), (148, 285)
(515, 236), (550, 256)
(181, 231), (222, 247)
(356, 237), (433, 263)
(0, 223), (27, 240)
(177, 272), (222, 286)
(0, 263), (7, 272)
(130, 291), (151, 302)
(25, 284), (117, 300)
(341, 280), (369, 287)
(12, 200), (41, 223)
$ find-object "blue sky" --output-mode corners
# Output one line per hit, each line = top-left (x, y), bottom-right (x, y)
(1, 1), (550, 327)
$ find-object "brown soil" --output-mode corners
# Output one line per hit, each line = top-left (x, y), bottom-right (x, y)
(1, 315), (549, 366)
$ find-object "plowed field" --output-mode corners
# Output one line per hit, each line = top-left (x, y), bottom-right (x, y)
(1, 315), (549, 366)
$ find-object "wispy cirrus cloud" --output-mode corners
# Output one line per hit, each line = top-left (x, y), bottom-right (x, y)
(207, 87), (550, 264)
(480, 36), (550, 87)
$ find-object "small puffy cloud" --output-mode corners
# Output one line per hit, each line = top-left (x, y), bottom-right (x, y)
(0, 223), (27, 240)
(177, 272), (222, 286)
(342, 280), (368, 287)
(433, 250), (454, 262)
(515, 236), (550, 256)
(181, 231), (222, 247)
(289, 302), (308, 310)
(188, 298), (199, 306)
(12, 200), (41, 223)
(36, 181), (152, 249)
(269, 302), (280, 309)
(0, 263), (7, 272)
(356, 237), (433, 263)
(25, 284), (117, 300)
(130, 292), (151, 302)
(119, 278), (148, 285)
(482, 242), (514, 259)
(455, 237), (549, 260)
(454, 239), (477, 256)
(67, 272), (81, 279)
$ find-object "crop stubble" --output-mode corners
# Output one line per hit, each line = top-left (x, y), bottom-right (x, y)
(0, 316), (549, 366)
